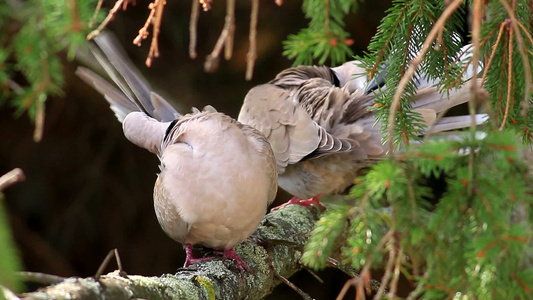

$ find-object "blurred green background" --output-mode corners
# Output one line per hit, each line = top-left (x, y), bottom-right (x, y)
(1, 0), (391, 298)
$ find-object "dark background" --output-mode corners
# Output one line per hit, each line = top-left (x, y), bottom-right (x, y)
(1, 1), (393, 298)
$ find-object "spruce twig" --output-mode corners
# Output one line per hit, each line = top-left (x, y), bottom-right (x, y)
(387, 0), (464, 155)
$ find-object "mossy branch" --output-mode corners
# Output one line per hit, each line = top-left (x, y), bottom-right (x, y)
(4, 206), (354, 300)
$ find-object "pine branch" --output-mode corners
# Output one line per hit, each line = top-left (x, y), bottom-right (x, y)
(303, 131), (533, 299)
(282, 0), (356, 66)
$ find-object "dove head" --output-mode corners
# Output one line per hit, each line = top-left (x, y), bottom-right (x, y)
(331, 61), (367, 92)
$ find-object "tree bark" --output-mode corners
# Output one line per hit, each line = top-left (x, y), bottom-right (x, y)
(12, 206), (326, 300)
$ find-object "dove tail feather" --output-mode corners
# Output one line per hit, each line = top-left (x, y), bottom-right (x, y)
(76, 31), (180, 123)
(411, 78), (488, 134)
(75, 67), (138, 122)
(412, 79), (482, 114)
(428, 114), (489, 134)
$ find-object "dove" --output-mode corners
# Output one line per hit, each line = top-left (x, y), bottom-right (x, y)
(238, 49), (486, 210)
(76, 32), (277, 270)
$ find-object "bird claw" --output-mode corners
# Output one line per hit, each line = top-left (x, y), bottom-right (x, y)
(270, 196), (325, 211)
(183, 244), (214, 267)
(185, 245), (250, 272)
(215, 248), (250, 272)
(183, 245), (214, 267)
(183, 256), (213, 267)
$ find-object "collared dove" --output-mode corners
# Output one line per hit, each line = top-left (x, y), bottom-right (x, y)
(238, 50), (486, 210)
(76, 32), (277, 270)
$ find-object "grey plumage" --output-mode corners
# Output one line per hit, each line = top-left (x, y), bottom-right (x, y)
(77, 32), (277, 269)
(238, 56), (487, 200)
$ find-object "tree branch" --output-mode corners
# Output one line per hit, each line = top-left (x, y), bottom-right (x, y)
(11, 206), (334, 300)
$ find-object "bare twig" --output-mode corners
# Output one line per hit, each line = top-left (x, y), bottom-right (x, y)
(0, 169), (25, 192)
(88, 0), (104, 28)
(224, 23), (235, 60)
(200, 0), (212, 11)
(356, 266), (372, 300)
(499, 20), (514, 130)
(498, 0), (532, 122)
(133, 2), (158, 45)
(33, 97), (45, 142)
(275, 273), (313, 300)
(204, 0), (236, 72)
(389, 246), (404, 297)
(19, 56), (50, 143)
(387, 0), (464, 155)
(467, 0), (484, 196)
(373, 243), (396, 300)
(515, 20), (533, 48)
(87, 0), (125, 40)
(343, 231), (394, 300)
(326, 257), (358, 278)
(303, 266), (324, 283)
(146, 0), (166, 67)
(189, 0), (200, 59)
(95, 248), (127, 281)
(405, 272), (430, 300)
(246, 0), (259, 80)
(481, 20), (507, 87)
(17, 272), (66, 285)
(132, 0), (166, 67)
(336, 277), (358, 300)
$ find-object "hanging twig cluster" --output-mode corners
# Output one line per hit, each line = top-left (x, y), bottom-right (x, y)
(88, 0), (266, 80)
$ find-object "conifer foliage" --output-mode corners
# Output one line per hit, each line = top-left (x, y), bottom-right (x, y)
(282, 0), (357, 66)
(299, 0), (533, 298)
(0, 0), (102, 142)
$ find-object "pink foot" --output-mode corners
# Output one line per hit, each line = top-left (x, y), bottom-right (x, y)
(183, 244), (213, 267)
(215, 248), (250, 272)
(270, 195), (325, 211)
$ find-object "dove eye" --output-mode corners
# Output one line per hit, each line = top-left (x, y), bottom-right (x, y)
(164, 119), (179, 142)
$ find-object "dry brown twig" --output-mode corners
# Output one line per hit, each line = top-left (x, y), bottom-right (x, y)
(467, 0), (484, 191)
(17, 272), (66, 285)
(20, 57), (50, 143)
(204, 0), (236, 73)
(389, 245), (404, 297)
(90, 0), (261, 78)
(481, 20), (507, 87)
(246, 0), (259, 80)
(87, 0), (126, 40)
(499, 17), (514, 130)
(0, 168), (25, 192)
(189, 0), (200, 59)
(275, 273), (313, 300)
(334, 230), (394, 300)
(34, 98), (45, 142)
(133, 0), (166, 66)
(372, 241), (396, 300)
(497, 0), (532, 124)
(200, 0), (213, 11)
(335, 277), (359, 300)
(88, 0), (166, 67)
(95, 248), (127, 280)
(89, 0), (105, 28)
